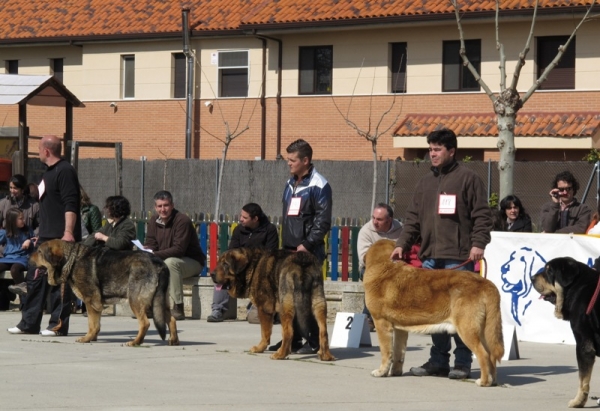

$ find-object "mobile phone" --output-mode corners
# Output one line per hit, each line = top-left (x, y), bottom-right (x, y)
(552, 193), (559, 198)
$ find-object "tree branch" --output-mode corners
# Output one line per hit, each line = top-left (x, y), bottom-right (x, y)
(521, 0), (596, 104)
(510, 0), (539, 91)
(452, 0), (495, 102)
(496, 1), (506, 91)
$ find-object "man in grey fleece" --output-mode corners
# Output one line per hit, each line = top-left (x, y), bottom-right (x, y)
(390, 128), (492, 381)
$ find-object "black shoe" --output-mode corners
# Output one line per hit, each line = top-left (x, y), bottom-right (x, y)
(268, 340), (303, 352)
(409, 361), (450, 377)
(448, 366), (471, 379)
(295, 342), (319, 355)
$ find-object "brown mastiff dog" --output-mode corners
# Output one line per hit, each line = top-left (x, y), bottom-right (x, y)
(211, 247), (335, 361)
(363, 239), (504, 387)
(31, 239), (179, 346)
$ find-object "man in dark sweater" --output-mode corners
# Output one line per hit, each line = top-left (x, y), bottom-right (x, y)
(144, 190), (206, 320)
(8, 135), (81, 336)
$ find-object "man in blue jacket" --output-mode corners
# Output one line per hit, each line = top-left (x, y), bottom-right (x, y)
(269, 139), (332, 355)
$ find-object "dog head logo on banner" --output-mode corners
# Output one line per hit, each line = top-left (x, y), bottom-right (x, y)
(500, 247), (547, 326)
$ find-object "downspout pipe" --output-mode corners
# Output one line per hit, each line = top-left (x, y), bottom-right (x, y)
(254, 33), (283, 159)
(182, 8), (194, 159)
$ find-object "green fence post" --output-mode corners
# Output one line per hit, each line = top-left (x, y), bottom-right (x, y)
(218, 222), (230, 254)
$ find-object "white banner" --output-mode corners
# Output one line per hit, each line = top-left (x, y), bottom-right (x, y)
(485, 232), (600, 345)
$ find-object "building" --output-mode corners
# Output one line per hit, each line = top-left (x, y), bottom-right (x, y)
(0, 0), (598, 162)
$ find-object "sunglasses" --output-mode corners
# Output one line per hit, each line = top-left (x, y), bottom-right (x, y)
(557, 186), (573, 193)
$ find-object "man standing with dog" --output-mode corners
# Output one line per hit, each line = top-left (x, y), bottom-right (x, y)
(390, 128), (492, 380)
(8, 135), (81, 336)
(268, 139), (332, 355)
(144, 190), (206, 321)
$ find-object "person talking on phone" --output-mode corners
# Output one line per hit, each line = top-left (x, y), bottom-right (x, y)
(540, 170), (591, 234)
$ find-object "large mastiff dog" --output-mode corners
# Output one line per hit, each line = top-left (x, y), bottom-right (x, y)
(211, 247), (335, 361)
(532, 257), (600, 408)
(31, 239), (179, 346)
(363, 239), (504, 386)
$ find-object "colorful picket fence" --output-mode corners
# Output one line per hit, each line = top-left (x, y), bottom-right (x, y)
(133, 219), (362, 281)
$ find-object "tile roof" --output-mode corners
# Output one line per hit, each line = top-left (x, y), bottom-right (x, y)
(0, 0), (595, 41)
(393, 112), (600, 138)
(240, 0), (595, 27)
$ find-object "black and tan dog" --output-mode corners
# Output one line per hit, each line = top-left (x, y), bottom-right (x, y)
(363, 239), (504, 387)
(31, 239), (179, 346)
(211, 247), (335, 361)
(532, 257), (600, 408)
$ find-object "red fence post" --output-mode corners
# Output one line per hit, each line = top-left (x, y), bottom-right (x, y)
(209, 222), (218, 272)
(341, 226), (350, 281)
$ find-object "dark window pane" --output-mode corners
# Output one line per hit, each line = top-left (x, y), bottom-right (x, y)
(52, 58), (63, 83)
(299, 46), (332, 95)
(537, 36), (575, 90)
(220, 68), (248, 97)
(7, 60), (18, 74)
(123, 56), (135, 98)
(219, 51), (248, 67)
(443, 40), (480, 92)
(174, 53), (186, 98)
(391, 42), (407, 93)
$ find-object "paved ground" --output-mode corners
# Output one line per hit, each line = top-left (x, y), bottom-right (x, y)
(1, 311), (599, 410)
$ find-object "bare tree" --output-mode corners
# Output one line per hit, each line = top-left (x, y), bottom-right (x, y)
(182, 55), (260, 222)
(452, 0), (596, 200)
(332, 58), (405, 212)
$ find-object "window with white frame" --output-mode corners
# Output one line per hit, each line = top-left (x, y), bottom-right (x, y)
(122, 55), (135, 99)
(218, 50), (248, 97)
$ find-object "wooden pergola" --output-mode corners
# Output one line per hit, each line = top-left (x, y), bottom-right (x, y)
(0, 74), (84, 176)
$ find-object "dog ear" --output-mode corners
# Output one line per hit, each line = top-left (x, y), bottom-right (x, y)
(230, 250), (249, 274)
(550, 257), (578, 288)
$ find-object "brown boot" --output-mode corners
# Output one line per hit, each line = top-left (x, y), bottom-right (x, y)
(171, 303), (185, 321)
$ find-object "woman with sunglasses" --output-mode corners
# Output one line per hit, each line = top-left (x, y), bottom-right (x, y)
(540, 170), (591, 233)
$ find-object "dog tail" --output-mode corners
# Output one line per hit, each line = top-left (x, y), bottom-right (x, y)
(151, 260), (169, 341)
(485, 289), (505, 364)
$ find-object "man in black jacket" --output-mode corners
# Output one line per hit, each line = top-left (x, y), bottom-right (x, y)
(269, 139), (332, 355)
(207, 203), (278, 322)
(8, 135), (81, 336)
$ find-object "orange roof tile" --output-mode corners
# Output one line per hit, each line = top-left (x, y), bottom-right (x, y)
(393, 112), (600, 138)
(0, 0), (595, 41)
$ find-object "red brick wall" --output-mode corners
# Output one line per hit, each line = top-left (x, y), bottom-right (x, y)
(0, 90), (598, 161)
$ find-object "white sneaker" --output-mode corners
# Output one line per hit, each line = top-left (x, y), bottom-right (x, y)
(40, 330), (57, 336)
(7, 326), (24, 334)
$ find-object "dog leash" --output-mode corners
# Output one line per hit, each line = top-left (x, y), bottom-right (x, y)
(449, 258), (488, 279)
(586, 275), (600, 315)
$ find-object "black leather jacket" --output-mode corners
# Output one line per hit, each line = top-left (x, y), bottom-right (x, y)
(281, 166), (332, 262)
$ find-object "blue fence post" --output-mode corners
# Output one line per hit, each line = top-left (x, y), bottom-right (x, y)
(199, 222), (208, 276)
(330, 226), (339, 281)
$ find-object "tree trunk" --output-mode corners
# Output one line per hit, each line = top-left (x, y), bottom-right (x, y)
(494, 88), (521, 200)
(214, 143), (230, 221)
(371, 141), (378, 213)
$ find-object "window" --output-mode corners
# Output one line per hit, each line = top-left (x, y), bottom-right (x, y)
(173, 53), (186, 98)
(390, 42), (407, 93)
(442, 40), (480, 92)
(51, 58), (64, 83)
(537, 36), (575, 90)
(299, 46), (333, 95)
(122, 55), (135, 99)
(6, 60), (18, 74)
(218, 51), (248, 97)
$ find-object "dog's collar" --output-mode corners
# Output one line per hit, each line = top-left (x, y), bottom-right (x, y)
(586, 275), (600, 315)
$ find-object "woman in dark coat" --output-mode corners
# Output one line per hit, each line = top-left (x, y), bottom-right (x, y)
(492, 195), (532, 232)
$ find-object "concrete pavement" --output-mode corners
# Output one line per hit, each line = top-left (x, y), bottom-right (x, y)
(0, 310), (598, 410)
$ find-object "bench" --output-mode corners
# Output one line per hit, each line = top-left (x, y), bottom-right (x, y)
(0, 271), (13, 281)
(182, 276), (238, 320)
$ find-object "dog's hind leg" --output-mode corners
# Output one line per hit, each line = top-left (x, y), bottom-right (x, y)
(166, 304), (179, 346)
(458, 323), (494, 387)
(569, 334), (595, 408)
(126, 301), (151, 347)
(312, 298), (335, 361)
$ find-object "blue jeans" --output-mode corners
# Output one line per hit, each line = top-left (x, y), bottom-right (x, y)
(421, 258), (474, 369)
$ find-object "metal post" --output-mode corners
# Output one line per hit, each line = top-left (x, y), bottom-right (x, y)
(140, 156), (146, 214)
(487, 159), (492, 202)
(385, 159), (390, 204)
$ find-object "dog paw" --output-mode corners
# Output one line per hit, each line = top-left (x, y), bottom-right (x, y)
(318, 351), (336, 361)
(168, 338), (180, 346)
(371, 369), (388, 377)
(270, 351), (289, 360)
(250, 345), (266, 353)
(567, 397), (586, 408)
(75, 337), (92, 343)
